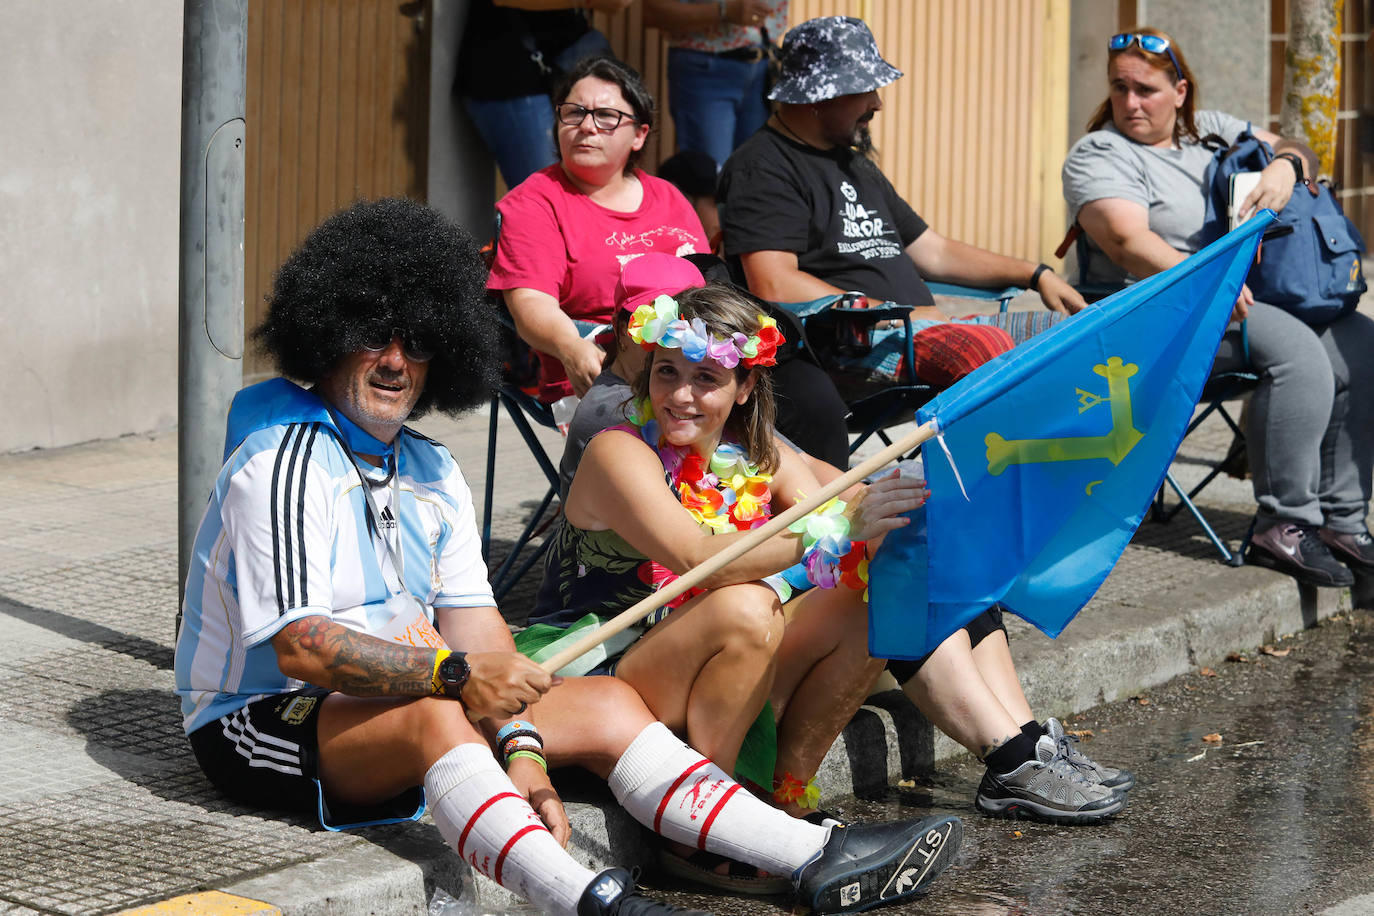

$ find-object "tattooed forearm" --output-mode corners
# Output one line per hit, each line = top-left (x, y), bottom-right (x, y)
(280, 616), (434, 696)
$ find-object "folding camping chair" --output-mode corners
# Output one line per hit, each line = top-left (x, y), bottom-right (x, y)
(1060, 223), (1259, 565)
(478, 213), (604, 602)
(479, 315), (564, 603)
(770, 284), (1021, 458)
(1150, 341), (1259, 566)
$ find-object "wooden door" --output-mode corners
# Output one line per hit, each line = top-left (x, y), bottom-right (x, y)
(244, 0), (432, 381)
(592, 0), (1071, 264)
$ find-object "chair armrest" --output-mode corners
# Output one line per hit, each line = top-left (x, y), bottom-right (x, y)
(772, 294), (846, 320)
(925, 281), (1022, 314)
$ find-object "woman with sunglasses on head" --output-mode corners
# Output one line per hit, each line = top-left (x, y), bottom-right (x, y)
(1063, 27), (1374, 587)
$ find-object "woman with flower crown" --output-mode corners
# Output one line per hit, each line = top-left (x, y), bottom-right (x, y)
(517, 280), (928, 892)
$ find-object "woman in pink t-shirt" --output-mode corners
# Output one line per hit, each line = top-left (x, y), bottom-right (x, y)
(489, 56), (709, 402)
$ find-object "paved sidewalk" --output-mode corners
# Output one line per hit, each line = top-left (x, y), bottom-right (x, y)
(0, 402), (1362, 915)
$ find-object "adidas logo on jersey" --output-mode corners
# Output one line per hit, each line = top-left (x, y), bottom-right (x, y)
(380, 505), (397, 531)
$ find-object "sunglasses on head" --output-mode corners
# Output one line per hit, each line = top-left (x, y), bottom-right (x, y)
(1109, 32), (1183, 81)
(361, 327), (434, 362)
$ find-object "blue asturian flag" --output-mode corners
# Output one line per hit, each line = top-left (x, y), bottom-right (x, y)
(868, 213), (1274, 659)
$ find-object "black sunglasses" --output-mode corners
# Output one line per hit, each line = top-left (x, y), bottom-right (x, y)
(361, 327), (434, 362)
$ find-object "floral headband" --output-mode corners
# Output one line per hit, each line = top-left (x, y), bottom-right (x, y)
(627, 295), (783, 368)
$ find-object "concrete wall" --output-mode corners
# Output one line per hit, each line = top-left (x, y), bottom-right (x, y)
(1067, 1), (1118, 147)
(427, 0), (498, 242)
(1137, 0), (1270, 125)
(0, 1), (182, 453)
(1069, 0), (1270, 144)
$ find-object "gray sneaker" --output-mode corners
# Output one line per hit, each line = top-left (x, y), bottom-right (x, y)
(975, 735), (1126, 825)
(1247, 522), (1354, 587)
(1044, 718), (1135, 791)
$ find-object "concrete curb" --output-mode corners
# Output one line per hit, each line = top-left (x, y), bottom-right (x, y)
(229, 568), (1353, 915)
(6, 418), (1367, 916)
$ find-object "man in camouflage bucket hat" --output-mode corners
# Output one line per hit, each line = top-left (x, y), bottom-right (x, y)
(767, 15), (902, 106)
(720, 16), (1085, 357)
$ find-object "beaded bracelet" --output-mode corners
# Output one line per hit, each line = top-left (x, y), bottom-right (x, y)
(496, 721), (542, 747)
(507, 749), (548, 773)
(501, 734), (544, 758)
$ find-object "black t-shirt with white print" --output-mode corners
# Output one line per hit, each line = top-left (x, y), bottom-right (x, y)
(719, 126), (934, 306)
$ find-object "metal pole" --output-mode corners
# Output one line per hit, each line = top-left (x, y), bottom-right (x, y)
(178, 0), (247, 598)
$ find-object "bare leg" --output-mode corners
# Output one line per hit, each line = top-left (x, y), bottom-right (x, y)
(899, 629), (1022, 760)
(969, 630), (1034, 727)
(769, 587), (886, 815)
(315, 693), (596, 914)
(316, 694), (480, 802)
(535, 676), (659, 778)
(616, 582), (784, 774)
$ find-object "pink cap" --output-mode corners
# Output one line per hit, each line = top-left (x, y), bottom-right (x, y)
(614, 253), (706, 312)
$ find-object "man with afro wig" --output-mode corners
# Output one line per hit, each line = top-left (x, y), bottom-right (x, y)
(174, 197), (960, 916)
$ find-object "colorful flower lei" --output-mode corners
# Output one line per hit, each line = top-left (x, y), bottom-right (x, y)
(627, 294), (782, 368)
(773, 771), (821, 809)
(788, 497), (869, 593)
(629, 400), (776, 616)
(632, 401), (775, 534)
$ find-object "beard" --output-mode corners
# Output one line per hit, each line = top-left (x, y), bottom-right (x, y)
(852, 125), (875, 158)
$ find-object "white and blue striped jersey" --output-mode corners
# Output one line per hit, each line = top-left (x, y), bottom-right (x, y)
(174, 380), (495, 735)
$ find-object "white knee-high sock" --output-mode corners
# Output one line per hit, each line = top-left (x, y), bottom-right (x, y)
(607, 722), (831, 876)
(425, 744), (593, 916)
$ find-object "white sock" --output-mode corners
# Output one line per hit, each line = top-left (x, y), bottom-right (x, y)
(425, 744), (593, 916)
(607, 722), (830, 877)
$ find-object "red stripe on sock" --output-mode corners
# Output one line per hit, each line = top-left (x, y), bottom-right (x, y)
(494, 824), (549, 886)
(456, 791), (524, 858)
(653, 758), (710, 834)
(695, 782), (741, 849)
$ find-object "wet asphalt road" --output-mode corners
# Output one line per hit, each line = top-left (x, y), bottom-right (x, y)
(641, 608), (1374, 916)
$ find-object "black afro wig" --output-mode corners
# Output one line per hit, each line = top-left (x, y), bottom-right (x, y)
(254, 197), (500, 418)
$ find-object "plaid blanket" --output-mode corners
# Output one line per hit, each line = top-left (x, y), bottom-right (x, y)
(826, 311), (1063, 392)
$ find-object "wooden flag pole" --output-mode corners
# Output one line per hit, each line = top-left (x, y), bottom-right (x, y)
(538, 419), (939, 674)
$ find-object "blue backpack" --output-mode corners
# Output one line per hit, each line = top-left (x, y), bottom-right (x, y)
(1200, 126), (1366, 325)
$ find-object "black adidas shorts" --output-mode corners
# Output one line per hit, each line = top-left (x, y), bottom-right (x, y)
(188, 687), (424, 830)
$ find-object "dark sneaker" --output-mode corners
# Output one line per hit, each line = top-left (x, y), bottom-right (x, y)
(795, 815), (961, 913)
(1044, 718), (1135, 792)
(1247, 522), (1354, 587)
(976, 735), (1126, 825)
(577, 867), (712, 916)
(1318, 527), (1374, 572)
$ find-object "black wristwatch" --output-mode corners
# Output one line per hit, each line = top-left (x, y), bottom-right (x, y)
(436, 651), (470, 698)
(1275, 152), (1305, 184)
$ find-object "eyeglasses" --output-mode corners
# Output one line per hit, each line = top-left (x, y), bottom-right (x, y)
(1109, 33), (1183, 81)
(361, 327), (434, 362)
(556, 102), (639, 132)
